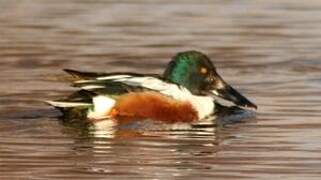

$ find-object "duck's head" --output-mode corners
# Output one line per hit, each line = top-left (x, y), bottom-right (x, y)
(163, 50), (257, 109)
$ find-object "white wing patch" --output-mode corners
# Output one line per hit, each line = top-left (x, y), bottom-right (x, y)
(97, 75), (131, 80)
(112, 76), (186, 97)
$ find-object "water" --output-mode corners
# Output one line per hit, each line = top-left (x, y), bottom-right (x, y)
(1, 0), (321, 179)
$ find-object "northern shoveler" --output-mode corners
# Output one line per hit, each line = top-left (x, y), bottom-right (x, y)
(47, 50), (257, 123)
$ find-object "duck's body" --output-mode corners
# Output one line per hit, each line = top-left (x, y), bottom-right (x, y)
(47, 51), (256, 123)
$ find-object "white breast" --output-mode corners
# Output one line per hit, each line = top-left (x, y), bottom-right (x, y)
(188, 95), (215, 120)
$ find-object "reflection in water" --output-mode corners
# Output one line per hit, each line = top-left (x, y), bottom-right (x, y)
(1, 0), (321, 179)
(67, 118), (223, 178)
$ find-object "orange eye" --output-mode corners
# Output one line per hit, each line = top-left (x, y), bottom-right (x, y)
(200, 67), (208, 74)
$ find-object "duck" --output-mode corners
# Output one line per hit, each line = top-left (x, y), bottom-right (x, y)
(47, 50), (257, 123)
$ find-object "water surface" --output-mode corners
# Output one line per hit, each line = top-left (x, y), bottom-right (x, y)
(1, 0), (321, 179)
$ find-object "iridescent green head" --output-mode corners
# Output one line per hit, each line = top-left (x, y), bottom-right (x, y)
(164, 50), (257, 109)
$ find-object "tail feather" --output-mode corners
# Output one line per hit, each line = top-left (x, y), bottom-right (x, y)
(45, 100), (91, 108)
(64, 69), (106, 80)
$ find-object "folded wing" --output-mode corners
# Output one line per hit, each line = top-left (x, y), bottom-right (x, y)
(68, 69), (192, 100)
